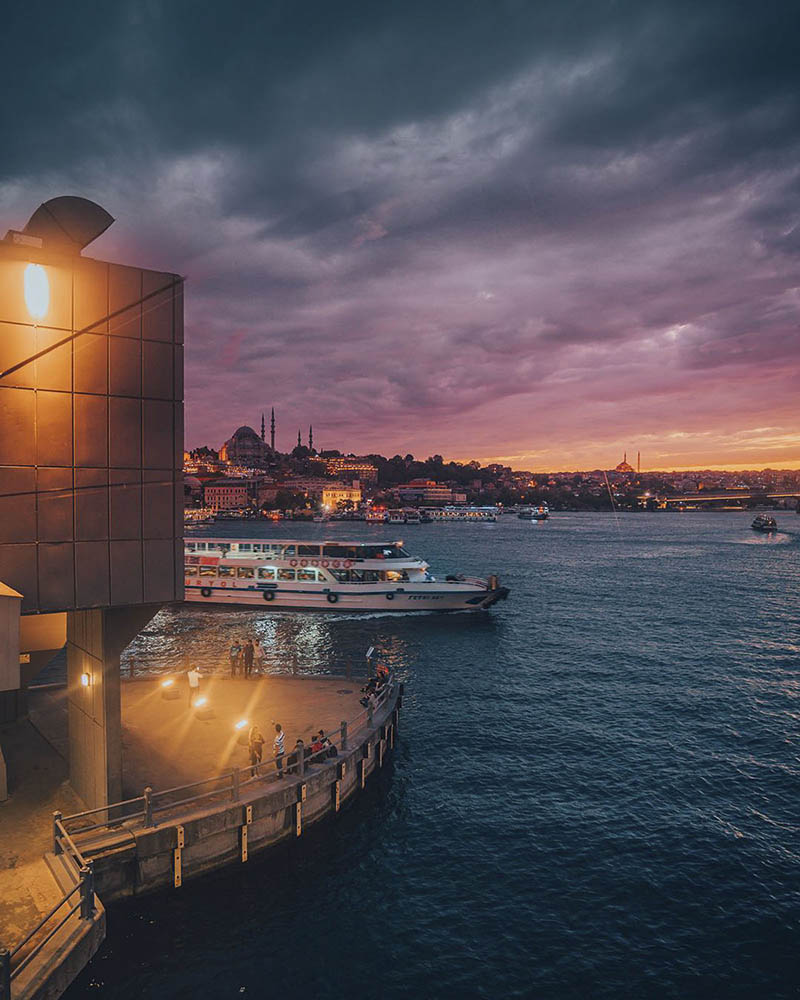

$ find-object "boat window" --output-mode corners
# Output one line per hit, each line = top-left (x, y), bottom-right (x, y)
(297, 567), (317, 581)
(298, 544), (319, 556)
(349, 569), (364, 582)
(278, 568), (295, 581)
(218, 565), (236, 577)
(257, 567), (276, 580)
(186, 543), (196, 551)
(281, 545), (296, 557)
(361, 570), (381, 583)
(199, 565), (217, 577)
(239, 543), (251, 552)
(196, 542), (207, 550)
(386, 569), (409, 582)
(184, 565), (195, 576)
(237, 567), (254, 579)
(330, 569), (349, 583)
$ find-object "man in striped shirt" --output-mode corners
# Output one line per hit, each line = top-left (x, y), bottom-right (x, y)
(273, 723), (285, 778)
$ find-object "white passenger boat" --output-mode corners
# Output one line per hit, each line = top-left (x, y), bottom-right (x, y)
(183, 538), (510, 611)
(425, 506), (498, 522)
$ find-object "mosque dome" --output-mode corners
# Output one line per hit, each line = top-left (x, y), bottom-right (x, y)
(220, 425), (273, 466)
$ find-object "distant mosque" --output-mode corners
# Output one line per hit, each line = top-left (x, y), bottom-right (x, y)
(219, 409), (317, 465)
(614, 451), (640, 474)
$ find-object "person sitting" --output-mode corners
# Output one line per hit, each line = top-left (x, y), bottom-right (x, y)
(376, 662), (390, 681)
(320, 731), (338, 757)
(309, 733), (325, 760)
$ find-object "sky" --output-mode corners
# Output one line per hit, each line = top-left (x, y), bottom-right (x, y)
(1, 1), (799, 471)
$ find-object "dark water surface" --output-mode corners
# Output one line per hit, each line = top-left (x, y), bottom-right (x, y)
(65, 513), (800, 999)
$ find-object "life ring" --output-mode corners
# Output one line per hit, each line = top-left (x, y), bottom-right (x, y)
(263, 590), (275, 602)
(327, 592), (339, 604)
(332, 560), (340, 568)
(321, 560), (329, 568)
(300, 559), (308, 567)
(311, 559), (319, 567)
(290, 559), (298, 567)
(201, 587), (212, 598)
(344, 560), (353, 568)
(386, 592), (395, 601)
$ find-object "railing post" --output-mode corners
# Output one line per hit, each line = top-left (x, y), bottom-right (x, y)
(340, 720), (348, 750)
(295, 740), (305, 777)
(231, 767), (240, 801)
(53, 810), (63, 854)
(0, 948), (10, 1000)
(367, 703), (373, 727)
(144, 786), (154, 828)
(79, 863), (95, 920)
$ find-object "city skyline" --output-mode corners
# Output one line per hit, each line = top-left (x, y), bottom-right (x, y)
(2, 3), (798, 471)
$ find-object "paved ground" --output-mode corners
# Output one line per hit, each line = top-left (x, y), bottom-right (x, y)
(119, 674), (365, 795)
(0, 717), (83, 950)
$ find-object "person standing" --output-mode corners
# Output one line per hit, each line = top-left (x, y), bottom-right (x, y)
(254, 639), (265, 673)
(273, 723), (285, 778)
(243, 639), (255, 678)
(229, 640), (241, 678)
(187, 666), (201, 707)
(248, 725), (265, 776)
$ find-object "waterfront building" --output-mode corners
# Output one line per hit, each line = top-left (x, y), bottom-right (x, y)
(0, 196), (183, 807)
(395, 479), (453, 505)
(322, 484), (363, 509)
(324, 456), (379, 483)
(219, 424), (274, 468)
(203, 477), (260, 510)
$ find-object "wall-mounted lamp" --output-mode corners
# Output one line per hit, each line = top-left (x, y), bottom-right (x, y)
(24, 263), (49, 320)
(80, 672), (91, 687)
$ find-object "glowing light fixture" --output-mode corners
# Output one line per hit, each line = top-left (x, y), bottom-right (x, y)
(161, 678), (174, 688)
(235, 719), (248, 730)
(80, 672), (91, 687)
(194, 696), (208, 708)
(24, 263), (49, 320)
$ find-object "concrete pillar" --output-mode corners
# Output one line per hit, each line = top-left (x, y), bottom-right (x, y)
(0, 582), (23, 726)
(66, 605), (161, 809)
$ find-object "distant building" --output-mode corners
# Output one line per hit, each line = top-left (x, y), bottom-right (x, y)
(219, 425), (274, 467)
(322, 484), (363, 508)
(614, 452), (635, 474)
(324, 457), (379, 483)
(395, 479), (453, 505)
(204, 478), (256, 510)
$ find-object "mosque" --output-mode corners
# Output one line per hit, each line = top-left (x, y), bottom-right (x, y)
(613, 451), (640, 474)
(218, 409), (316, 466)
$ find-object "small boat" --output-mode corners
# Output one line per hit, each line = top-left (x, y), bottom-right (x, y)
(751, 513), (778, 532)
(518, 504), (549, 521)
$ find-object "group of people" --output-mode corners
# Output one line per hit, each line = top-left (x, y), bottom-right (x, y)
(228, 638), (265, 677)
(359, 661), (391, 709)
(246, 722), (338, 776)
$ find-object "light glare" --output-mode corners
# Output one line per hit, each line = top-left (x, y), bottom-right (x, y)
(161, 677), (174, 688)
(235, 719), (248, 730)
(24, 263), (49, 320)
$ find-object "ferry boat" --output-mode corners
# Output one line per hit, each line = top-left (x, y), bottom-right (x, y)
(425, 506), (498, 522)
(184, 508), (216, 526)
(751, 513), (778, 532)
(183, 538), (510, 612)
(365, 507), (388, 523)
(518, 504), (549, 521)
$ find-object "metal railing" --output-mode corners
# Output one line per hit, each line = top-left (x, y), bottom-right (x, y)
(0, 863), (95, 999)
(59, 678), (399, 845)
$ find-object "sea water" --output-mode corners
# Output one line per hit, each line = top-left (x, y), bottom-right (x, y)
(64, 512), (799, 999)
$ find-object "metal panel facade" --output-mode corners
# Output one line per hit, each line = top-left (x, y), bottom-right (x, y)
(0, 243), (184, 613)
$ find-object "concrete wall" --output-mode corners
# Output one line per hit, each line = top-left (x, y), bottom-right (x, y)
(0, 583), (22, 723)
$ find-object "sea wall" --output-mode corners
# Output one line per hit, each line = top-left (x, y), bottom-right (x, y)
(87, 692), (401, 902)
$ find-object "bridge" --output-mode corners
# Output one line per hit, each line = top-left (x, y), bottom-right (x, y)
(638, 490), (800, 507)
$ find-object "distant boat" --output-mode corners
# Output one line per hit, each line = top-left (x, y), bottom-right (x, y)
(518, 504), (549, 521)
(751, 513), (777, 532)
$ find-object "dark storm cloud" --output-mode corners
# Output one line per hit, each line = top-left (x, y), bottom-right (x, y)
(1, 0), (799, 467)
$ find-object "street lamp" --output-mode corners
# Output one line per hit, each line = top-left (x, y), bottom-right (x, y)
(23, 263), (49, 320)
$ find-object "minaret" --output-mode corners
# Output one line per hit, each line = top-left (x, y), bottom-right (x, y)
(637, 451), (641, 473)
(270, 408), (275, 451)
(309, 425), (313, 451)
(261, 413), (265, 442)
(297, 429), (301, 449)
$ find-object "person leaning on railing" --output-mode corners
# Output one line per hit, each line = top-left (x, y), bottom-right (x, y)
(273, 723), (285, 777)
